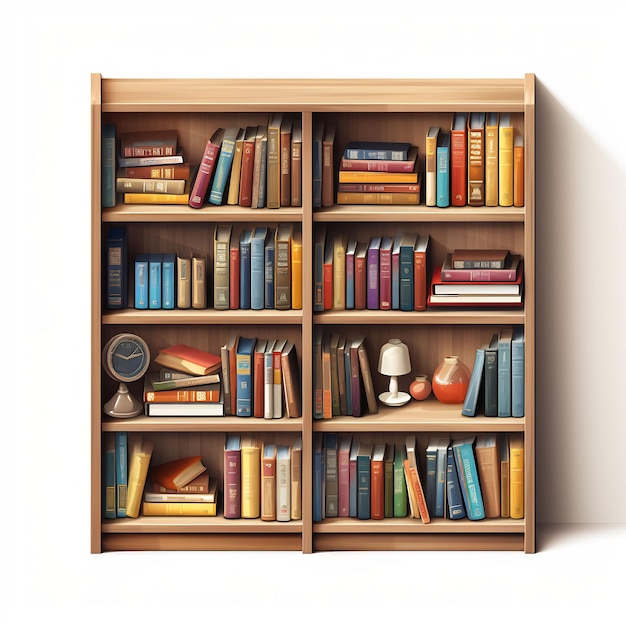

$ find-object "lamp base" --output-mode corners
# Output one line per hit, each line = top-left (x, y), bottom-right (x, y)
(378, 391), (411, 407)
(104, 382), (143, 418)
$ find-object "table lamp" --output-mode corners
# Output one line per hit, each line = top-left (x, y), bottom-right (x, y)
(378, 339), (411, 406)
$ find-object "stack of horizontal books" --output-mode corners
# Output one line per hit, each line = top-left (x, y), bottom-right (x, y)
(336, 141), (420, 205)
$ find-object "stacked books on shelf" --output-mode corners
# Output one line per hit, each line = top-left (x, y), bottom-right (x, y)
(428, 248), (523, 307)
(142, 456), (218, 516)
(337, 141), (420, 205)
(115, 129), (198, 205)
(312, 431), (524, 523)
(223, 434), (302, 521)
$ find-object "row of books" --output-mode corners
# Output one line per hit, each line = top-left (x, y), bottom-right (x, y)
(313, 330), (378, 419)
(314, 432), (524, 523)
(105, 223), (302, 311)
(336, 140), (421, 205)
(462, 327), (525, 418)
(224, 434), (303, 521)
(426, 114), (524, 208)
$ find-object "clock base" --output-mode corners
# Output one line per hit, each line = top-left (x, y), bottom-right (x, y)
(104, 382), (143, 418)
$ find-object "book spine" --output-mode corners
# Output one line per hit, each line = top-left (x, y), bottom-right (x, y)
(291, 234), (302, 310)
(425, 129), (438, 206)
(176, 256), (191, 309)
(238, 138), (255, 207)
(189, 140), (220, 208)
(241, 445), (261, 519)
(468, 124), (485, 206)
(250, 232), (266, 310)
(116, 178), (186, 194)
(339, 157), (415, 172)
(229, 244), (240, 309)
(356, 455), (371, 520)
(121, 164), (191, 179)
(366, 244), (379, 310)
(115, 432), (128, 518)
(209, 136), (236, 205)
(499, 124), (514, 206)
(161, 254), (175, 309)
(399, 248), (414, 311)
(370, 457), (384, 520)
(142, 502), (216, 516)
(275, 237), (292, 310)
(450, 126), (467, 206)
(239, 239), (251, 310)
(485, 121), (499, 206)
(144, 388), (220, 403)
(191, 256), (206, 309)
(454, 443), (485, 520)
(413, 245), (427, 312)
(336, 192), (420, 205)
(280, 126), (291, 206)
(276, 450), (291, 521)
(236, 343), (255, 417)
(324, 436), (338, 517)
(446, 446), (466, 519)
(214, 237), (230, 311)
(148, 254), (162, 309)
(513, 137), (524, 207)
(511, 329), (525, 417)
(134, 255), (149, 309)
(264, 237), (275, 309)
(103, 434), (116, 519)
(101, 124), (116, 208)
(436, 138), (450, 207)
(105, 227), (127, 309)
(266, 122), (281, 208)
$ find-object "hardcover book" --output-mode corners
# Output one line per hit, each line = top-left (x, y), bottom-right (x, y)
(253, 339), (268, 418)
(148, 253), (162, 309)
(313, 433), (324, 521)
(150, 456), (207, 491)
(336, 191), (420, 205)
(413, 234), (430, 311)
(276, 444), (291, 521)
(322, 123), (336, 207)
(291, 435), (302, 520)
(366, 236), (381, 310)
(103, 433), (116, 519)
(462, 343), (487, 417)
(238, 126), (257, 207)
(485, 112), (499, 206)
(432, 263), (523, 295)
(436, 131), (450, 207)
(337, 171), (419, 184)
(134, 253), (149, 309)
(370, 443), (386, 520)
(333, 234), (347, 310)
(405, 435), (430, 522)
(512, 326), (525, 417)
(384, 442), (395, 518)
(290, 117), (302, 207)
(514, 134), (525, 207)
(475, 434), (501, 518)
(226, 128), (246, 205)
(115, 432), (128, 518)
(189, 127), (224, 208)
(324, 433), (339, 517)
(151, 470), (211, 494)
(399, 231), (417, 311)
(393, 445), (408, 517)
(213, 224), (232, 310)
(280, 116), (293, 206)
(120, 129), (177, 158)
(484, 333), (499, 417)
(281, 340), (302, 418)
(106, 226), (127, 309)
(143, 373), (220, 403)
(251, 124), (267, 208)
(379, 236), (393, 310)
(267, 113), (283, 209)
(119, 162), (195, 180)
(450, 112), (468, 206)
(261, 442), (277, 521)
(498, 113), (514, 207)
(141, 501), (216, 516)
(275, 224), (293, 310)
(144, 401), (224, 417)
(451, 248), (511, 269)
(176, 255), (191, 309)
(343, 141), (411, 160)
(339, 145), (418, 172)
(452, 436), (485, 521)
(441, 253), (520, 282)
(117, 152), (184, 168)
(446, 445), (466, 519)
(154, 343), (222, 376)
(425, 125), (440, 206)
(159, 253), (175, 309)
(101, 123), (116, 208)
(241, 435), (261, 519)
(498, 327), (514, 417)
(337, 435), (352, 516)
(144, 477), (217, 503)
(191, 256), (207, 309)
(291, 228), (302, 310)
(312, 120), (324, 208)
(125, 435), (154, 519)
(224, 434), (241, 519)
(116, 177), (186, 195)
(235, 336), (257, 417)
(209, 126), (240, 205)
(356, 442), (373, 520)
(239, 229), (253, 310)
(251, 227), (269, 310)
(264, 228), (275, 309)
(468, 112), (486, 206)
(272, 338), (287, 418)
(509, 433), (524, 519)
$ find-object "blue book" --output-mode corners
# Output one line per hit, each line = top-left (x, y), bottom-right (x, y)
(239, 229), (253, 310)
(264, 228), (275, 309)
(115, 432), (128, 518)
(399, 231), (417, 311)
(462, 344), (487, 417)
(161, 253), (176, 309)
(435, 436), (449, 518)
(511, 326), (525, 417)
(366, 236), (381, 310)
(345, 238), (357, 310)
(103, 433), (116, 519)
(425, 437), (438, 515)
(436, 131), (450, 207)
(452, 436), (485, 521)
(105, 226), (127, 309)
(498, 328), (513, 416)
(356, 442), (373, 520)
(250, 227), (268, 310)
(149, 253), (163, 309)
(446, 445), (466, 519)
(208, 126), (240, 205)
(101, 123), (116, 208)
(313, 433), (324, 522)
(314, 225), (326, 311)
(391, 232), (402, 310)
(134, 253), (149, 309)
(235, 336), (256, 416)
(343, 140), (411, 160)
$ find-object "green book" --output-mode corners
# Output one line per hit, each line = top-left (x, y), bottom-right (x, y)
(393, 444), (408, 517)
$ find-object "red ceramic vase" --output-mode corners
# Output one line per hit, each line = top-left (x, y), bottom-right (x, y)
(409, 374), (432, 401)
(431, 356), (471, 404)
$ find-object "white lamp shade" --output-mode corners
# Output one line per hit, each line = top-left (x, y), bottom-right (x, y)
(378, 339), (411, 376)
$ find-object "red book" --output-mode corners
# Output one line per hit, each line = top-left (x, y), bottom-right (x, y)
(450, 113), (468, 206)
(253, 339), (267, 418)
(441, 253), (521, 282)
(379, 236), (393, 310)
(189, 128), (224, 208)
(338, 436), (352, 516)
(238, 126), (257, 207)
(154, 343), (222, 376)
(339, 145), (418, 173)
(151, 470), (210, 494)
(413, 234), (430, 312)
(354, 241), (368, 310)
(370, 444), (385, 520)
(224, 435), (241, 519)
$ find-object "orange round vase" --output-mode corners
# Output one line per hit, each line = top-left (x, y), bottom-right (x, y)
(431, 356), (471, 404)
(409, 374), (432, 401)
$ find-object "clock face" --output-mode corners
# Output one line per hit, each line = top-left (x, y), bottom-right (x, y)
(103, 333), (150, 383)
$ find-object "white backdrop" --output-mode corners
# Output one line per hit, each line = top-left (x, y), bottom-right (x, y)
(7, 2), (625, 621)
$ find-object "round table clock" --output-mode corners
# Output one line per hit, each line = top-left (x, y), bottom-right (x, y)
(102, 333), (150, 418)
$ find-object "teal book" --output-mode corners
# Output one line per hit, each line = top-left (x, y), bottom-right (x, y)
(264, 228), (275, 309)
(324, 433), (339, 518)
(511, 326), (525, 417)
(462, 344), (487, 417)
(356, 442), (373, 520)
(161, 253), (176, 309)
(101, 123), (116, 208)
(208, 126), (240, 205)
(436, 131), (450, 207)
(452, 436), (485, 521)
(484, 333), (499, 417)
(313, 433), (324, 521)
(239, 229), (253, 310)
(103, 433), (116, 519)
(425, 436), (438, 515)
(250, 227), (268, 310)
(149, 253), (163, 309)
(399, 231), (417, 311)
(115, 432), (128, 518)
(435, 435), (449, 518)
(134, 253), (149, 309)
(235, 336), (256, 416)
(345, 238), (357, 310)
(393, 444), (408, 517)
(498, 328), (513, 416)
(446, 445), (466, 519)
(105, 226), (127, 309)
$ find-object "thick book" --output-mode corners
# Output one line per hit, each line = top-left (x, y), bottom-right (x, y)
(275, 223), (293, 310)
(176, 255), (191, 309)
(322, 124), (336, 207)
(475, 434), (501, 518)
(413, 233), (430, 311)
(101, 123), (117, 208)
(379, 236), (392, 310)
(251, 125), (267, 208)
(356, 442), (373, 520)
(116, 176), (186, 194)
(435, 435), (450, 518)
(324, 433), (339, 517)
(209, 126), (240, 205)
(115, 432), (128, 517)
(436, 131), (450, 207)
(313, 225), (326, 312)
(484, 333), (499, 417)
(150, 456), (207, 491)
(468, 112), (486, 206)
(125, 435), (154, 519)
(425, 125), (440, 206)
(145, 477), (217, 503)
(251, 226), (268, 310)
(240, 435), (261, 519)
(338, 182), (420, 193)
(343, 141), (411, 160)
(280, 116), (293, 206)
(498, 327), (514, 417)
(462, 344), (487, 417)
(148, 253), (162, 309)
(123, 179), (192, 204)
(224, 434), (241, 519)
(366, 236), (381, 310)
(238, 126), (257, 207)
(425, 436), (438, 515)
(338, 170), (418, 184)
(312, 433), (324, 521)
(235, 336), (256, 417)
(405, 435), (430, 522)
(213, 224), (232, 310)
(261, 442), (277, 521)
(264, 228), (275, 309)
(120, 129), (177, 157)
(239, 229), (253, 310)
(229, 230), (240, 310)
(337, 191), (420, 205)
(450, 112), (468, 206)
(119, 162), (194, 180)
(349, 438), (359, 517)
(151, 470), (211, 494)
(276, 445), (291, 521)
(337, 435), (352, 517)
(144, 401), (224, 417)
(349, 335), (366, 417)
(511, 326), (525, 417)
(154, 344), (221, 376)
(499, 433), (510, 518)
(226, 128), (246, 205)
(323, 235), (333, 311)
(272, 338), (287, 418)
(354, 240), (368, 310)
(291, 228), (303, 310)
(312, 120), (324, 208)
(399, 231), (417, 311)
(105, 226), (127, 309)
(357, 338), (378, 415)
(253, 338), (268, 418)
(485, 112), (499, 206)
(313, 328), (324, 419)
(451, 248), (511, 269)
(339, 145), (418, 172)
(142, 501), (217, 516)
(452, 436), (485, 521)
(441, 253), (520, 282)
(498, 113), (514, 207)
(189, 128), (224, 208)
(509, 433), (524, 519)
(266, 113), (283, 208)
(333, 234), (347, 310)
(134, 253), (149, 309)
(143, 373), (220, 403)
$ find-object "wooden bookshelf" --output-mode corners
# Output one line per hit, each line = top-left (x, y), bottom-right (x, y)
(91, 75), (535, 554)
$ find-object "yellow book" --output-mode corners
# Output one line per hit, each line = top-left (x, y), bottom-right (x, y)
(333, 233), (346, 310)
(142, 501), (217, 516)
(126, 436), (154, 518)
(291, 435), (302, 520)
(498, 113), (514, 206)
(227, 127), (245, 205)
(336, 192), (419, 205)
(338, 171), (419, 184)
(176, 255), (191, 309)
(241, 435), (261, 518)
(261, 442), (277, 521)
(291, 228), (302, 310)
(485, 112), (499, 206)
(509, 433), (524, 519)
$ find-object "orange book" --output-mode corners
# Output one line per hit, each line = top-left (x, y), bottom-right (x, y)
(151, 470), (210, 494)
(370, 443), (386, 520)
(513, 134), (524, 207)
(291, 228), (302, 310)
(150, 456), (207, 492)
(405, 435), (430, 523)
(475, 434), (501, 518)
(498, 114), (514, 206)
(154, 343), (221, 376)
(143, 373), (220, 403)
